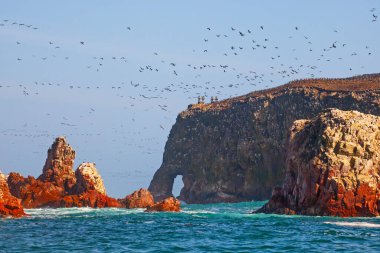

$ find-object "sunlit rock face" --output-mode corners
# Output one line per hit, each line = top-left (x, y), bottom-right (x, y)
(146, 197), (181, 212)
(149, 74), (380, 203)
(7, 137), (120, 208)
(0, 172), (25, 218)
(257, 109), (380, 217)
(119, 188), (154, 209)
(75, 162), (106, 195)
(38, 136), (77, 191)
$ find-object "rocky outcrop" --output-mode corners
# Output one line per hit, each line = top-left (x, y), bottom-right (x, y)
(8, 173), (64, 208)
(38, 136), (77, 191)
(146, 197), (181, 212)
(74, 162), (106, 195)
(0, 172), (25, 217)
(119, 188), (154, 209)
(60, 190), (120, 208)
(257, 109), (380, 217)
(7, 137), (120, 208)
(149, 74), (380, 203)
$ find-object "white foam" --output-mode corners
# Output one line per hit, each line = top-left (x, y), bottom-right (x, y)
(181, 210), (216, 214)
(24, 207), (144, 219)
(324, 221), (380, 228)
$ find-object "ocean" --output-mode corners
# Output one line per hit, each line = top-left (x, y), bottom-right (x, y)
(1, 201), (380, 252)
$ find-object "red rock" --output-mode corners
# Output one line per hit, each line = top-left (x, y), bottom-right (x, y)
(8, 173), (65, 208)
(7, 137), (120, 209)
(0, 172), (26, 217)
(146, 197), (181, 212)
(61, 190), (121, 208)
(6, 172), (27, 198)
(119, 188), (154, 209)
(257, 109), (380, 217)
(38, 136), (77, 191)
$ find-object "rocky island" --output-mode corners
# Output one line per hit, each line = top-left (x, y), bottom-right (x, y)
(149, 74), (380, 204)
(7, 136), (121, 209)
(0, 136), (181, 218)
(257, 109), (380, 217)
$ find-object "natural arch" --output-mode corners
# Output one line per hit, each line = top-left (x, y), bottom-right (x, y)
(172, 175), (184, 198)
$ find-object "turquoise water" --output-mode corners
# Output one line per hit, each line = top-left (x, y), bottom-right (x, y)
(1, 201), (380, 252)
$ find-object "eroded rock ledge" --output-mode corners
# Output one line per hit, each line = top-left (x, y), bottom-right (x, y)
(256, 109), (380, 217)
(146, 197), (181, 212)
(119, 188), (181, 212)
(7, 137), (120, 208)
(149, 74), (380, 203)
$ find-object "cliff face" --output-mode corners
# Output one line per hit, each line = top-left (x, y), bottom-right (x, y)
(8, 137), (120, 208)
(257, 109), (380, 217)
(149, 74), (380, 203)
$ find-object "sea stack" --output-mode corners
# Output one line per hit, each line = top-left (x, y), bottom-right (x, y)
(74, 162), (106, 195)
(256, 109), (380, 217)
(7, 136), (120, 208)
(38, 136), (77, 190)
(0, 172), (25, 218)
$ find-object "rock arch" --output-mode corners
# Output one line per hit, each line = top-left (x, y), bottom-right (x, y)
(149, 75), (380, 204)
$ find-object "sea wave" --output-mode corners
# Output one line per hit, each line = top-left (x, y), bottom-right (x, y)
(324, 221), (380, 228)
(24, 207), (145, 219)
(3, 202), (380, 252)
(181, 210), (217, 214)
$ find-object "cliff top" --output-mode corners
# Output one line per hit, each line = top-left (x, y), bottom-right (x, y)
(183, 73), (380, 117)
(251, 73), (380, 94)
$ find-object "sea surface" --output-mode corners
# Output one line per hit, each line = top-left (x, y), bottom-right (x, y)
(1, 201), (380, 252)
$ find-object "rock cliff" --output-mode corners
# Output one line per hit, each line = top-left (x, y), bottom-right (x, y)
(149, 74), (380, 203)
(257, 109), (380, 217)
(7, 137), (120, 208)
(0, 172), (25, 217)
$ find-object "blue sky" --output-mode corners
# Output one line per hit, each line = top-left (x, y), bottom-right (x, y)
(0, 1), (379, 197)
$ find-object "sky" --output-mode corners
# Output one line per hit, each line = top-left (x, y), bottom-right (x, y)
(0, 1), (379, 198)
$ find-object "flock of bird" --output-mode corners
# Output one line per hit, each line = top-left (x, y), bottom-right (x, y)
(0, 7), (379, 183)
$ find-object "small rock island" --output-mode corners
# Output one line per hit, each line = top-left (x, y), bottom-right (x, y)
(1, 137), (181, 218)
(7, 137), (121, 209)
